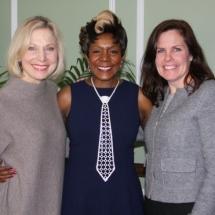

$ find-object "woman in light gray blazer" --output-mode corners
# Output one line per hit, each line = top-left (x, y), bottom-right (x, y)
(141, 19), (215, 215)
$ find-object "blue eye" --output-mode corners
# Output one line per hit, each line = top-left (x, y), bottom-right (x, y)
(28, 46), (36, 51)
(174, 47), (181, 52)
(45, 47), (55, 51)
(157, 49), (164, 53)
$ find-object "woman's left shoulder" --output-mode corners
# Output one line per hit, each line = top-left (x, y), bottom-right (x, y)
(47, 79), (57, 87)
(200, 79), (215, 90)
(47, 80), (58, 91)
(121, 80), (138, 86)
(195, 80), (215, 101)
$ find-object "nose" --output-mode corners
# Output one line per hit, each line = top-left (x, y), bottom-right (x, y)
(36, 49), (46, 62)
(164, 51), (172, 61)
(100, 51), (110, 61)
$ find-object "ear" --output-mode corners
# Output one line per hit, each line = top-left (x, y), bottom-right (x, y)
(189, 55), (193, 62)
(84, 54), (89, 62)
(121, 55), (125, 61)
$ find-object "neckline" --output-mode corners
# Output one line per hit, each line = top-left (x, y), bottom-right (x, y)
(5, 76), (48, 98)
(83, 79), (124, 90)
(91, 77), (120, 104)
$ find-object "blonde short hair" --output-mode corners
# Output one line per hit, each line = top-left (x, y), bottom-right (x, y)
(7, 16), (65, 79)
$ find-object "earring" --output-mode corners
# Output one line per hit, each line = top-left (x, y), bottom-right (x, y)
(88, 62), (90, 72)
(120, 61), (123, 70)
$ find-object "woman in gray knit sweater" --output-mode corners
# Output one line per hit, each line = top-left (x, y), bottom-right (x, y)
(0, 16), (67, 215)
(142, 19), (215, 215)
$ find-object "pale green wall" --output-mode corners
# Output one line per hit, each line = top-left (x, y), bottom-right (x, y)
(0, 0), (10, 74)
(0, 0), (215, 188)
(145, 0), (215, 75)
(1, 1), (214, 75)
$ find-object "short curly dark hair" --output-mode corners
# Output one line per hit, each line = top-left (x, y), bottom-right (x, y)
(79, 10), (127, 57)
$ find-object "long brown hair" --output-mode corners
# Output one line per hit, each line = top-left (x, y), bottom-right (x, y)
(141, 19), (214, 107)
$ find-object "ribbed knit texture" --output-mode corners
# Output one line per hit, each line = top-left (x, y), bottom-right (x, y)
(0, 76), (67, 215)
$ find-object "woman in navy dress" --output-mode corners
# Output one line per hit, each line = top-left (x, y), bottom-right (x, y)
(58, 10), (152, 215)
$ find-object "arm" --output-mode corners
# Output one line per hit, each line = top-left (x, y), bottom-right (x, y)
(57, 86), (72, 159)
(57, 85), (72, 123)
(191, 83), (215, 215)
(138, 87), (152, 130)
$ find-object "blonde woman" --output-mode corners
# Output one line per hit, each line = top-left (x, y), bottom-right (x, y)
(0, 16), (66, 215)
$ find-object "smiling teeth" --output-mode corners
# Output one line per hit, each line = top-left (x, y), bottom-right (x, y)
(33, 65), (48, 69)
(164, 65), (176, 70)
(98, 67), (111, 70)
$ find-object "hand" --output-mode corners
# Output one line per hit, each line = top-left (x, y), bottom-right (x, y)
(0, 158), (17, 183)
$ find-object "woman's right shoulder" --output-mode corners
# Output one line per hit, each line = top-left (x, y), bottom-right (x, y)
(57, 85), (72, 120)
(58, 85), (71, 95)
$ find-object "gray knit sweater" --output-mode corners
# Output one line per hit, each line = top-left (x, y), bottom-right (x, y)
(0, 76), (66, 215)
(144, 80), (215, 215)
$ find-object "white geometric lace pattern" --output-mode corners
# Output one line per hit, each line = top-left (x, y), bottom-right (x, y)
(96, 100), (115, 181)
(91, 78), (119, 182)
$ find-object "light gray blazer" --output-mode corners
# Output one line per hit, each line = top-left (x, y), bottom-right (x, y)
(144, 80), (215, 215)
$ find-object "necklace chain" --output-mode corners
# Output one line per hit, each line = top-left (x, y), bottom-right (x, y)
(91, 77), (120, 103)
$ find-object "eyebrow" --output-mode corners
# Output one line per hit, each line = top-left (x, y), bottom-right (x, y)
(156, 45), (183, 49)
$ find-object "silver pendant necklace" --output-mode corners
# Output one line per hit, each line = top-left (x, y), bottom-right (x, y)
(91, 77), (119, 182)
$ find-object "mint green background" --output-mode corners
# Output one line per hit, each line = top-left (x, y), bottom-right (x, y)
(0, 0), (10, 73)
(1, 0), (215, 188)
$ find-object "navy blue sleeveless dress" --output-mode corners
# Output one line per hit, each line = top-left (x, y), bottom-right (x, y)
(61, 80), (144, 215)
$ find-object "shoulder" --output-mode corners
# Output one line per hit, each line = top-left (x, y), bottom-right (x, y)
(122, 80), (138, 88)
(119, 80), (139, 94)
(138, 87), (152, 128)
(57, 85), (71, 121)
(194, 80), (215, 99)
(47, 80), (57, 88)
(199, 79), (215, 91)
(138, 87), (152, 109)
(57, 85), (71, 104)
(46, 80), (58, 93)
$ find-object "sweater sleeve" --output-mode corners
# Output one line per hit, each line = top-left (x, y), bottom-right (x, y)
(191, 82), (215, 215)
(0, 122), (11, 158)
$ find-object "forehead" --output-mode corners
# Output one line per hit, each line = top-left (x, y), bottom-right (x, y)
(30, 28), (56, 43)
(91, 33), (119, 47)
(157, 30), (185, 45)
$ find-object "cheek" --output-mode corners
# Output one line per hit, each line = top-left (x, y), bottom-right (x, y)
(155, 58), (161, 70)
(114, 57), (123, 66)
(21, 54), (32, 63)
(50, 53), (58, 63)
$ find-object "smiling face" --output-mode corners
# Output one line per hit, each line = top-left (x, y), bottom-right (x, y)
(20, 28), (58, 84)
(85, 33), (124, 87)
(155, 30), (193, 93)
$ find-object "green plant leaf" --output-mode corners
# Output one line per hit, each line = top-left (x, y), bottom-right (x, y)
(76, 58), (85, 73)
(70, 65), (81, 78)
(0, 71), (8, 77)
(0, 80), (8, 88)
